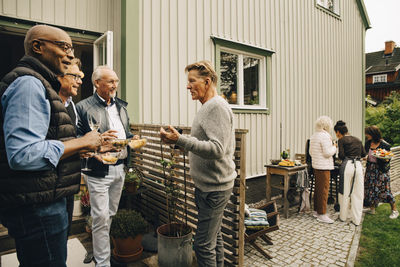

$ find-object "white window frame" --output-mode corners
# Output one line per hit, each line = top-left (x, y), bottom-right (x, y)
(220, 47), (266, 109)
(316, 0), (340, 15)
(94, 31), (113, 70)
(373, 74), (387, 84)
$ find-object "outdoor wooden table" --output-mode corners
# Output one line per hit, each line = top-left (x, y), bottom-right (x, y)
(265, 164), (307, 218)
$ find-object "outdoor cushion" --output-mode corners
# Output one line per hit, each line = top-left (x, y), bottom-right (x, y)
(245, 208), (269, 229)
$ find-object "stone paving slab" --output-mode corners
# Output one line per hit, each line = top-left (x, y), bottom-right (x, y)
(244, 177), (400, 267)
(244, 204), (358, 267)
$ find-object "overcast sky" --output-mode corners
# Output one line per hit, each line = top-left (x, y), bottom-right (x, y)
(364, 0), (400, 53)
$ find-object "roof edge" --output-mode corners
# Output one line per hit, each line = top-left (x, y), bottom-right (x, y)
(366, 71), (395, 75)
(356, 0), (371, 30)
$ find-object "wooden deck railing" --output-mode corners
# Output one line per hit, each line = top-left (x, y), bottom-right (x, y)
(129, 124), (248, 267)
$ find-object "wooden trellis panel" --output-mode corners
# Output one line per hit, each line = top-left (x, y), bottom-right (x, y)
(129, 124), (247, 267)
(390, 146), (400, 183)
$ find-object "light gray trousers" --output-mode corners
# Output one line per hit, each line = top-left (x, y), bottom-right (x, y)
(86, 164), (125, 267)
(194, 187), (232, 267)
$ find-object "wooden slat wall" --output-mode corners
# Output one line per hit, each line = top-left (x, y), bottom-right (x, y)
(130, 124), (247, 267)
(390, 146), (400, 183)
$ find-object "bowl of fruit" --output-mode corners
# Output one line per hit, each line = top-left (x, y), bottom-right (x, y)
(278, 159), (295, 167)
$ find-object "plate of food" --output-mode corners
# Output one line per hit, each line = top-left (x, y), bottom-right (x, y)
(111, 139), (130, 149)
(129, 138), (147, 150)
(278, 159), (295, 167)
(372, 148), (394, 160)
(100, 152), (119, 165)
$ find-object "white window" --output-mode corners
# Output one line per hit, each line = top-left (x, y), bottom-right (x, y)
(94, 31), (113, 70)
(219, 49), (266, 109)
(373, 74), (387, 84)
(212, 36), (273, 112)
(316, 0), (340, 15)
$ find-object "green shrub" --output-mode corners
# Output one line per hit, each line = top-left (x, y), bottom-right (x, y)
(365, 92), (400, 146)
(110, 209), (148, 239)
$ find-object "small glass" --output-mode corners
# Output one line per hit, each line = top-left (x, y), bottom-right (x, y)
(81, 152), (94, 172)
(89, 115), (101, 132)
(82, 115), (102, 172)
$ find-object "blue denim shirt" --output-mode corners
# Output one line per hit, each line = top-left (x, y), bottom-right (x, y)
(1, 76), (64, 170)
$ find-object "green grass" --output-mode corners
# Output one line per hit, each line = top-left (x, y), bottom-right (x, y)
(355, 195), (400, 267)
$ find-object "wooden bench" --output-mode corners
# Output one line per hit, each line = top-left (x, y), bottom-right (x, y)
(245, 201), (279, 259)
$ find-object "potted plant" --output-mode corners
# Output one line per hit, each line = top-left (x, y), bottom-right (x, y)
(124, 167), (142, 194)
(80, 189), (91, 215)
(157, 145), (193, 267)
(110, 209), (148, 263)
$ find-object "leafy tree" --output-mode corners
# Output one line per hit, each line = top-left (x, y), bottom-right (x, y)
(365, 92), (400, 146)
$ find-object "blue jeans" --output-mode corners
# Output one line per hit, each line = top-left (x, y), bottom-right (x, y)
(194, 188), (232, 267)
(0, 197), (68, 267)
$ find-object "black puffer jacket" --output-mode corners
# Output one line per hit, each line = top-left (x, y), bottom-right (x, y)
(0, 56), (81, 209)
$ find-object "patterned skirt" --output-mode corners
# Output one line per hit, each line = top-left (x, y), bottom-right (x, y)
(364, 161), (395, 207)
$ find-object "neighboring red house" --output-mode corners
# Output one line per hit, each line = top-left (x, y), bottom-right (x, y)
(366, 41), (400, 102)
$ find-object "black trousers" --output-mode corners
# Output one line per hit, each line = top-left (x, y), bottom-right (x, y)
(66, 195), (74, 236)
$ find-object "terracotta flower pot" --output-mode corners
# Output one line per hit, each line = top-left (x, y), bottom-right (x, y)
(112, 246), (143, 263)
(112, 235), (143, 256)
(125, 181), (139, 194)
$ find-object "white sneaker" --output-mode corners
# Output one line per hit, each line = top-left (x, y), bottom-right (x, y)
(312, 211), (318, 218)
(389, 210), (399, 219)
(317, 214), (334, 224)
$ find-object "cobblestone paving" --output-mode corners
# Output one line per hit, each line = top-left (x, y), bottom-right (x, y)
(244, 204), (358, 267)
(243, 176), (400, 267)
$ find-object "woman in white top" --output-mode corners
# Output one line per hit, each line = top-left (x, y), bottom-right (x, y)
(310, 116), (337, 224)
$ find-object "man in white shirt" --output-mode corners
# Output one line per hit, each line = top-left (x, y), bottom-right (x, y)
(76, 65), (135, 267)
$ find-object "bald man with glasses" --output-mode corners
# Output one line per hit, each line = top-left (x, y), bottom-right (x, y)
(0, 25), (101, 266)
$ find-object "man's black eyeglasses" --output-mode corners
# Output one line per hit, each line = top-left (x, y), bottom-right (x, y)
(38, 38), (74, 54)
(64, 73), (82, 81)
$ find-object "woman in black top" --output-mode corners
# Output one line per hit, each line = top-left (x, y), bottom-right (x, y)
(364, 126), (398, 219)
(334, 121), (366, 225)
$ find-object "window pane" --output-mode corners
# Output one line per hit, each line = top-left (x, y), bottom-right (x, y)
(220, 51), (238, 104)
(98, 43), (104, 65)
(243, 56), (260, 105)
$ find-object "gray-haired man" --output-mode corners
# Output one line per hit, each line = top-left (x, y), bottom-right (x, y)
(76, 65), (134, 267)
(160, 60), (236, 267)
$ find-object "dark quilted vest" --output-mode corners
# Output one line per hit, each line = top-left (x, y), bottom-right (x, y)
(0, 56), (81, 209)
